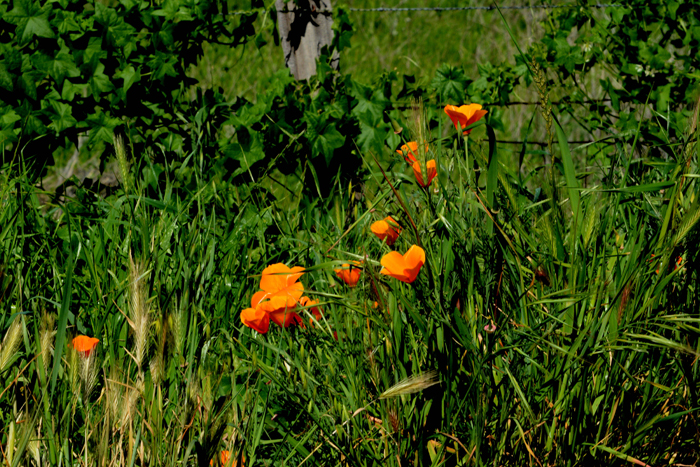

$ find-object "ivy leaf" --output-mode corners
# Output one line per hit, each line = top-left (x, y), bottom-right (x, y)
(48, 49), (81, 83)
(431, 63), (467, 103)
(61, 80), (85, 102)
(45, 100), (77, 133)
(114, 65), (140, 94)
(95, 3), (136, 50)
(304, 111), (344, 165)
(357, 118), (389, 156)
(82, 37), (107, 68)
(87, 62), (114, 98)
(0, 63), (14, 91)
(4, 0), (55, 44)
(152, 0), (192, 21)
(0, 108), (21, 145)
(348, 78), (386, 123)
(148, 51), (178, 80)
(225, 129), (266, 178)
(86, 110), (121, 145)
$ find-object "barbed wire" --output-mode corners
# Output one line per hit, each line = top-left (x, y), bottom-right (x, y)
(228, 3), (623, 14)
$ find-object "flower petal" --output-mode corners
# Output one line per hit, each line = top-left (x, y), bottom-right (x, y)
(380, 251), (408, 281)
(72, 335), (100, 355)
(259, 263), (305, 294)
(241, 307), (270, 333)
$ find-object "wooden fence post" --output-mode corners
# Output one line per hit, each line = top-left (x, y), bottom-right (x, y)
(275, 0), (338, 80)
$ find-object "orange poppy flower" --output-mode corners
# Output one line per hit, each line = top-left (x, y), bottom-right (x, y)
(412, 159), (437, 187)
(335, 262), (362, 287)
(256, 263), (305, 308)
(210, 450), (241, 466)
(72, 335), (100, 357)
(444, 104), (488, 135)
(396, 142), (428, 164)
(370, 216), (402, 245)
(380, 245), (425, 283)
(240, 306), (270, 334)
(253, 293), (302, 328)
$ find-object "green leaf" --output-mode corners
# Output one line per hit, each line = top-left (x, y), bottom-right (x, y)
(61, 80), (85, 102)
(555, 120), (580, 218)
(304, 111), (344, 165)
(5, 0), (55, 44)
(348, 78), (386, 124)
(0, 63), (14, 91)
(48, 49), (81, 83)
(148, 51), (178, 80)
(45, 100), (77, 133)
(86, 110), (121, 144)
(225, 130), (266, 178)
(82, 36), (107, 68)
(114, 65), (140, 94)
(50, 236), (76, 397)
(431, 63), (466, 103)
(357, 119), (389, 155)
(87, 62), (114, 98)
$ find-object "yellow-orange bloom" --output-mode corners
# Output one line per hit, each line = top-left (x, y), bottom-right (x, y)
(412, 159), (437, 187)
(210, 450), (242, 466)
(380, 245), (425, 283)
(252, 293), (302, 328)
(240, 306), (270, 334)
(256, 263), (305, 308)
(72, 335), (99, 357)
(444, 104), (487, 135)
(370, 216), (402, 245)
(335, 262), (362, 287)
(396, 142), (428, 164)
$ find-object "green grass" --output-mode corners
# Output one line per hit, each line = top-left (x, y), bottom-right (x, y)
(2, 1), (700, 465)
(193, 0), (548, 100)
(1, 93), (699, 465)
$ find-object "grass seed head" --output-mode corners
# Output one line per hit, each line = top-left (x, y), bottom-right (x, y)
(0, 315), (23, 372)
(129, 252), (150, 371)
(114, 134), (130, 194)
(39, 311), (56, 372)
(379, 371), (439, 399)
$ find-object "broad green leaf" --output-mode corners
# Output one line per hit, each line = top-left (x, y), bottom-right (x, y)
(0, 63), (14, 91)
(86, 110), (121, 144)
(431, 63), (467, 103)
(114, 65), (140, 94)
(4, 0), (55, 44)
(87, 62), (114, 98)
(348, 78), (386, 124)
(311, 123), (344, 166)
(48, 49), (81, 83)
(225, 130), (266, 178)
(356, 118), (389, 156)
(46, 100), (77, 133)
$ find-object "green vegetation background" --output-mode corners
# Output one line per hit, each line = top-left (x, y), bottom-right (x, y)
(1, 0), (700, 466)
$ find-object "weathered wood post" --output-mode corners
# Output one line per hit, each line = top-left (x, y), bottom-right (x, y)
(275, 0), (338, 80)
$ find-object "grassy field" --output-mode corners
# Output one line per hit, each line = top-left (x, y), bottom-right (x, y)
(2, 1), (700, 466)
(3, 96), (700, 465)
(194, 1), (547, 99)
